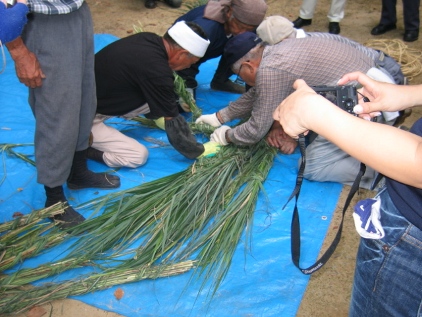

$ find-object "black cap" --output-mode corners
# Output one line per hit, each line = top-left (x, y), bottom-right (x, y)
(224, 32), (263, 66)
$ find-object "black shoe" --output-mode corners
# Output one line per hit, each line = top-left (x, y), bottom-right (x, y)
(292, 17), (312, 28)
(328, 22), (340, 34)
(145, 0), (157, 9)
(403, 30), (419, 42)
(67, 149), (120, 190)
(371, 23), (396, 35)
(50, 204), (86, 230)
(44, 186), (85, 230)
(210, 79), (245, 94)
(67, 173), (120, 189)
(163, 0), (182, 8)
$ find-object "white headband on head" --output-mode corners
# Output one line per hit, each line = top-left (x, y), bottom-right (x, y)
(168, 21), (210, 58)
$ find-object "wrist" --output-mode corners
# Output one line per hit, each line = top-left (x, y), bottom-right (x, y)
(6, 37), (29, 60)
(225, 129), (231, 143)
(216, 111), (224, 124)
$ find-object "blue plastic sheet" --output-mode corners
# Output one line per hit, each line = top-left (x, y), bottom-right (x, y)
(0, 34), (342, 317)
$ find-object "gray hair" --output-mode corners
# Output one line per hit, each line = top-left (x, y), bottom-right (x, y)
(232, 42), (267, 73)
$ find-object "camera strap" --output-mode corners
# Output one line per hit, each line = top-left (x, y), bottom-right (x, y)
(284, 135), (366, 274)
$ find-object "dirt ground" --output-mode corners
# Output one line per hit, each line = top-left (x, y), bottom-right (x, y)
(11, 0), (422, 316)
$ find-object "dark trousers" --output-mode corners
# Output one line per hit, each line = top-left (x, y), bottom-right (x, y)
(176, 54), (234, 89)
(380, 0), (420, 31)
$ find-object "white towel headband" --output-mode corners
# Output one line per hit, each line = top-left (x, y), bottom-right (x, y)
(168, 21), (210, 58)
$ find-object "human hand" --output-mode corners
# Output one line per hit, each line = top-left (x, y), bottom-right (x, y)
(210, 125), (231, 145)
(273, 79), (330, 139)
(6, 38), (45, 88)
(195, 113), (221, 127)
(197, 141), (221, 158)
(153, 117), (165, 130)
(337, 72), (411, 120)
(266, 121), (297, 154)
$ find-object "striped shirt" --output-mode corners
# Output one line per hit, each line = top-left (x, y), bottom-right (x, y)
(221, 36), (377, 145)
(28, 0), (84, 14)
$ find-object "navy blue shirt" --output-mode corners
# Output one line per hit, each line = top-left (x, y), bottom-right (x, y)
(176, 5), (229, 64)
(386, 118), (422, 230)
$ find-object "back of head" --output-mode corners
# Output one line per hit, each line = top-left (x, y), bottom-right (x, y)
(231, 0), (268, 26)
(224, 31), (263, 66)
(165, 21), (210, 58)
(257, 16), (294, 45)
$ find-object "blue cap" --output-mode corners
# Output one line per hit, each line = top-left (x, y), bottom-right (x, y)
(224, 32), (263, 66)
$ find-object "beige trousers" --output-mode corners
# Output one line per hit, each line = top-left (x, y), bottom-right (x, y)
(91, 105), (150, 168)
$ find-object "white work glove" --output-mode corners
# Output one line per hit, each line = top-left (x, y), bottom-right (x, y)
(210, 125), (231, 146)
(195, 113), (222, 127)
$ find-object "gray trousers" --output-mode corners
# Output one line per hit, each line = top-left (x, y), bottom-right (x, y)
(22, 2), (96, 187)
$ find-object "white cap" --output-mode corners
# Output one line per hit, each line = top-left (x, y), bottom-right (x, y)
(168, 21), (210, 58)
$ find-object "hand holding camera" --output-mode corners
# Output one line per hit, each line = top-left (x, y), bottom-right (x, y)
(311, 85), (360, 116)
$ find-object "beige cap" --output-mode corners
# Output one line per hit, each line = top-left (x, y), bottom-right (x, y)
(257, 16), (295, 45)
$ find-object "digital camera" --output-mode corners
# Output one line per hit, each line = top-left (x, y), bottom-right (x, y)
(311, 85), (358, 116)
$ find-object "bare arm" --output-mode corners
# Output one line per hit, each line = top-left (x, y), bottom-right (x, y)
(273, 77), (422, 188)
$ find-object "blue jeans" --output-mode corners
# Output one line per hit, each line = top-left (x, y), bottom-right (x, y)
(349, 188), (422, 317)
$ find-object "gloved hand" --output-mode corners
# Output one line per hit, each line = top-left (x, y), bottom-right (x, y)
(210, 125), (231, 145)
(197, 141), (221, 158)
(154, 117), (165, 130)
(178, 88), (195, 113)
(195, 113), (221, 127)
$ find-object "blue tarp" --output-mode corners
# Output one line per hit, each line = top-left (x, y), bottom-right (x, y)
(0, 34), (342, 317)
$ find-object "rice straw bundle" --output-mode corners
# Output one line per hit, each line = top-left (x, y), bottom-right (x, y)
(0, 141), (277, 312)
(364, 39), (422, 81)
(0, 203), (68, 272)
(0, 261), (195, 314)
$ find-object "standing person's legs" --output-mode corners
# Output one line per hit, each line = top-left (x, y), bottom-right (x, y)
(380, 0), (397, 25)
(371, 0), (398, 35)
(327, 0), (346, 22)
(402, 0), (420, 41)
(23, 4), (119, 228)
(299, 0), (318, 19)
(23, 10), (86, 188)
(293, 0), (317, 28)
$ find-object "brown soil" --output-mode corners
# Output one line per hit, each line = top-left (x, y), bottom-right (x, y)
(11, 0), (422, 316)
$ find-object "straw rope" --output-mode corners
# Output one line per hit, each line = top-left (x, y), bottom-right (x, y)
(364, 39), (422, 82)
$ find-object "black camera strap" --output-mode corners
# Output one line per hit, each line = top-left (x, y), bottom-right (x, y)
(284, 135), (366, 274)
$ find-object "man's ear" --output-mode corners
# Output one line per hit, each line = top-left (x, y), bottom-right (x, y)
(243, 61), (255, 74)
(224, 6), (233, 18)
(175, 49), (189, 61)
